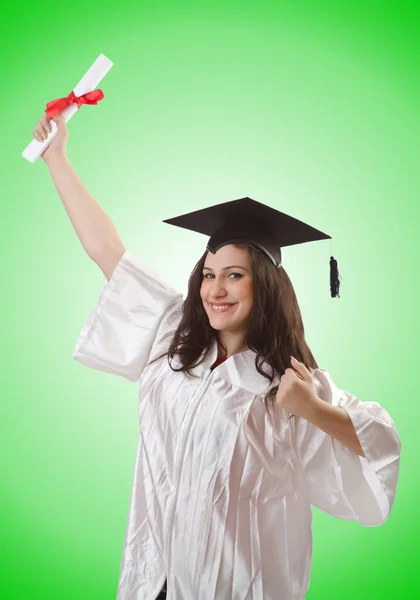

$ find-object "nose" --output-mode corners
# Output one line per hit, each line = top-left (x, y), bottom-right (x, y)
(211, 276), (228, 298)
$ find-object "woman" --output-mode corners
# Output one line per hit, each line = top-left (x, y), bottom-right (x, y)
(33, 114), (401, 600)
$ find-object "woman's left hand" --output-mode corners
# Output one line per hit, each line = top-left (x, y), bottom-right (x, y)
(275, 357), (320, 419)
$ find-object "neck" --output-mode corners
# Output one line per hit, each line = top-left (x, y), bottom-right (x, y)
(218, 331), (248, 359)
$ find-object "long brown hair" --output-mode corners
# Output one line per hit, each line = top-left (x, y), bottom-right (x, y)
(158, 244), (318, 412)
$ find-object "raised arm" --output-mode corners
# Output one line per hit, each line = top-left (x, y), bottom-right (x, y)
(33, 114), (125, 280)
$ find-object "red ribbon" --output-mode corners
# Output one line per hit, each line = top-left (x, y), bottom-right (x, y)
(45, 89), (104, 119)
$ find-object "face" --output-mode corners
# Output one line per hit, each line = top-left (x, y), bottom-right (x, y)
(200, 244), (254, 333)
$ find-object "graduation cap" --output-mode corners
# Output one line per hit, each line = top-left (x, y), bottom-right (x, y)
(163, 197), (341, 298)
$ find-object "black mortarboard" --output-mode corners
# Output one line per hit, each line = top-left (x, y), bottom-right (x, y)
(163, 197), (341, 297)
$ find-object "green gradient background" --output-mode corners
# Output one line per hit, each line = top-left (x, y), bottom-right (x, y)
(2, 1), (417, 598)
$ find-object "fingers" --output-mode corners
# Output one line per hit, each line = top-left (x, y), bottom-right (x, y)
(33, 115), (52, 142)
(283, 368), (296, 378)
(280, 368), (303, 383)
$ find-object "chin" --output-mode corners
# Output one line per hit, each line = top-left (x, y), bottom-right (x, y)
(208, 319), (245, 333)
(205, 307), (249, 332)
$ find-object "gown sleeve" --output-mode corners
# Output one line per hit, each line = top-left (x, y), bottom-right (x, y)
(291, 368), (402, 527)
(72, 250), (183, 382)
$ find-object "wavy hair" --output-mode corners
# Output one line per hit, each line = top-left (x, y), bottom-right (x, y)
(158, 244), (318, 412)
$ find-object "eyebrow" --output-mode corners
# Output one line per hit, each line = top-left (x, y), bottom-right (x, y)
(203, 265), (249, 272)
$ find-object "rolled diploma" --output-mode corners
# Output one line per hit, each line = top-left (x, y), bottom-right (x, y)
(22, 53), (113, 163)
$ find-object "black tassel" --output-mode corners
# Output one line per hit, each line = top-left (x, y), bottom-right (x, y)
(330, 256), (341, 298)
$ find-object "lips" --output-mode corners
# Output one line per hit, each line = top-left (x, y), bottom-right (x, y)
(209, 303), (236, 313)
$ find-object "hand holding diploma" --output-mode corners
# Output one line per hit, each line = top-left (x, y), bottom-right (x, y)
(32, 114), (68, 165)
(23, 53), (113, 163)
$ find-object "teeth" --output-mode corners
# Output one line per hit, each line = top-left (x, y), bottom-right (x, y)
(211, 304), (233, 311)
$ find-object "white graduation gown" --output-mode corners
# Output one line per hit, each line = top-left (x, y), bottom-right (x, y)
(73, 250), (401, 600)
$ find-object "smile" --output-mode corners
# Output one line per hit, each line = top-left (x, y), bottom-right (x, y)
(210, 303), (236, 313)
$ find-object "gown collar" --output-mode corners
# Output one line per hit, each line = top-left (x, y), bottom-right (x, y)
(172, 339), (279, 396)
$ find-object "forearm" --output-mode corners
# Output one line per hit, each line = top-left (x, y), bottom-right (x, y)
(305, 396), (365, 457)
(46, 153), (124, 258)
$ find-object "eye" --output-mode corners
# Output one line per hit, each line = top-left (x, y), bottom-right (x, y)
(202, 272), (243, 279)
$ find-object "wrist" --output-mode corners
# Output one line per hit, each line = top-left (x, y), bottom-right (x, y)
(301, 393), (325, 422)
(45, 152), (68, 169)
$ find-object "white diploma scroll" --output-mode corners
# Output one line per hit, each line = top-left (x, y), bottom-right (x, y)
(22, 53), (113, 163)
